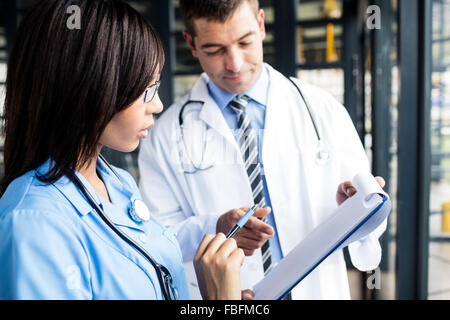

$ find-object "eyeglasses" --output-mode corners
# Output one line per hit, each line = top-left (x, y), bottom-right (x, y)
(143, 79), (161, 103)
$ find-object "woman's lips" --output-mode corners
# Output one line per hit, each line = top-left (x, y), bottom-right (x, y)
(138, 124), (153, 139)
(138, 129), (148, 139)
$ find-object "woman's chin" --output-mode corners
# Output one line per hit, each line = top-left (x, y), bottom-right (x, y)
(107, 140), (140, 153)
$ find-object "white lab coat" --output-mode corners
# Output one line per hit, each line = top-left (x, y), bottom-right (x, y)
(138, 64), (386, 300)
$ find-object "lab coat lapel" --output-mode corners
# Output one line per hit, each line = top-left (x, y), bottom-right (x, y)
(190, 74), (240, 154)
(261, 66), (316, 255)
(261, 67), (296, 205)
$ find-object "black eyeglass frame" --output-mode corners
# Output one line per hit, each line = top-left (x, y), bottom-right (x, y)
(143, 79), (161, 103)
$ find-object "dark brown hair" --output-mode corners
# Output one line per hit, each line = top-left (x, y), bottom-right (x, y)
(179, 0), (259, 36)
(1, 0), (164, 194)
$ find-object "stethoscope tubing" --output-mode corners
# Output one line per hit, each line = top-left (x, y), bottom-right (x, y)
(286, 77), (321, 142)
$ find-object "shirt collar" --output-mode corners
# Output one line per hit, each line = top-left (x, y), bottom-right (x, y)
(37, 158), (146, 232)
(34, 159), (146, 236)
(35, 159), (92, 216)
(207, 63), (270, 110)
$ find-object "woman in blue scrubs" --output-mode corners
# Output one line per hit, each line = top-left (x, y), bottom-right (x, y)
(0, 0), (246, 300)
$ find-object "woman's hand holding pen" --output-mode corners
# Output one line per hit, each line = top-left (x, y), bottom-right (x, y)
(194, 233), (246, 300)
(216, 207), (274, 256)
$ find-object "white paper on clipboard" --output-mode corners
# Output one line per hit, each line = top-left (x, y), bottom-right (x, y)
(252, 172), (391, 300)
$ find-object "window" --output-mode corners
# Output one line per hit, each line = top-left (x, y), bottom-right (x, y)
(428, 0), (450, 300)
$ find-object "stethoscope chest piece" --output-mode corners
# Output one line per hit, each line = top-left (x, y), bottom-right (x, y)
(316, 149), (330, 165)
(315, 141), (331, 165)
(129, 199), (150, 223)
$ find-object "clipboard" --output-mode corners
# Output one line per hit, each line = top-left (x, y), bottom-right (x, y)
(252, 172), (391, 300)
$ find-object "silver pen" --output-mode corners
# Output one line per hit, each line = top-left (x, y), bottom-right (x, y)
(226, 205), (258, 238)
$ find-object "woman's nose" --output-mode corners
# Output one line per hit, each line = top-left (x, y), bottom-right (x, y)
(148, 93), (164, 115)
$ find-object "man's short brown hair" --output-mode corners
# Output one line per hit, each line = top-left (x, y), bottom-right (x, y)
(179, 0), (259, 36)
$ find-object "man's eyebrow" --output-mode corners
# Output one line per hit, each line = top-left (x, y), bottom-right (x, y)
(200, 31), (256, 49)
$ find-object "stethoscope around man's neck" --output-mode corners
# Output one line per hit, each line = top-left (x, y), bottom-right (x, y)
(178, 76), (331, 173)
(285, 77), (331, 164)
(72, 154), (177, 300)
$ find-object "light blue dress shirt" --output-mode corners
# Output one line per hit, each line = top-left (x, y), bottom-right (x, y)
(0, 158), (189, 300)
(207, 64), (283, 264)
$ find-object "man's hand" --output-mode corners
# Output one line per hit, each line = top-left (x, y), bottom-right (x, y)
(336, 176), (386, 206)
(242, 289), (255, 300)
(216, 207), (274, 256)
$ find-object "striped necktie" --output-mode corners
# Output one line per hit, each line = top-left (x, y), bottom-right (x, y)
(229, 95), (273, 275)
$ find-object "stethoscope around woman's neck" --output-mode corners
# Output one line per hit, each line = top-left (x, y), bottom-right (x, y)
(72, 154), (177, 300)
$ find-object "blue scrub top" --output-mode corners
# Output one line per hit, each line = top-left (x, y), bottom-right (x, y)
(0, 158), (189, 300)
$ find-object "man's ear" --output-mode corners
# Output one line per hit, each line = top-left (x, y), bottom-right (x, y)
(182, 31), (198, 58)
(257, 9), (266, 41)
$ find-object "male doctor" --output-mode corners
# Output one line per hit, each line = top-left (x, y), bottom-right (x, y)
(138, 0), (386, 299)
